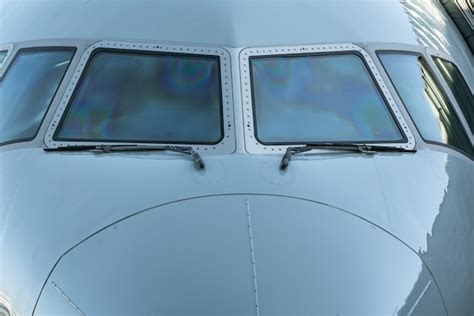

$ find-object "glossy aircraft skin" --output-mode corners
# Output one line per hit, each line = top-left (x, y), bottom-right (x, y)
(0, 0), (473, 315)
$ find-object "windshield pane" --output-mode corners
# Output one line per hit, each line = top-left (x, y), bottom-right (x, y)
(0, 49), (74, 145)
(250, 54), (403, 144)
(55, 50), (223, 144)
(433, 57), (474, 133)
(379, 53), (473, 156)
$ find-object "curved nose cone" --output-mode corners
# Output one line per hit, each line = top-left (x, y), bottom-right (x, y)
(35, 195), (445, 315)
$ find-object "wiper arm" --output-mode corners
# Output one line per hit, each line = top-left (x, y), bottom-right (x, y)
(280, 143), (416, 170)
(44, 144), (205, 169)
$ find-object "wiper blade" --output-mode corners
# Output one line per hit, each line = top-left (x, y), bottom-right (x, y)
(280, 143), (416, 170)
(44, 144), (205, 169)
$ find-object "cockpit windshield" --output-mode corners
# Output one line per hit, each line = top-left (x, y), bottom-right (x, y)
(250, 53), (404, 144)
(54, 50), (223, 145)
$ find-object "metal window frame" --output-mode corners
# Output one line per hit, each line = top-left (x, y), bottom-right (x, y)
(428, 48), (474, 139)
(0, 43), (14, 74)
(239, 43), (416, 154)
(375, 47), (473, 159)
(366, 42), (473, 161)
(428, 48), (474, 94)
(456, 0), (474, 28)
(44, 40), (236, 154)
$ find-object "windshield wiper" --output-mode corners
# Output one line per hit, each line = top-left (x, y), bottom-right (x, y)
(280, 143), (416, 170)
(44, 144), (205, 169)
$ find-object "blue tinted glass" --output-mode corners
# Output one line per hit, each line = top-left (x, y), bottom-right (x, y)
(56, 51), (222, 144)
(380, 54), (472, 156)
(250, 54), (402, 143)
(0, 50), (74, 145)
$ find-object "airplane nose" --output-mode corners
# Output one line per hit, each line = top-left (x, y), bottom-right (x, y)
(34, 195), (446, 315)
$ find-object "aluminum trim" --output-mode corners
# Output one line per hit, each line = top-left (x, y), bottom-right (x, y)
(239, 43), (416, 154)
(427, 47), (474, 94)
(44, 40), (236, 154)
(0, 43), (14, 74)
(456, 0), (474, 28)
(427, 47), (474, 140)
(372, 44), (474, 155)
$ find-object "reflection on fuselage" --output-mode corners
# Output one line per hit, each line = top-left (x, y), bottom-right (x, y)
(374, 152), (473, 315)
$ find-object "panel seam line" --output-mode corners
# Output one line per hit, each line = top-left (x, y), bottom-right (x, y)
(245, 198), (260, 316)
(50, 280), (86, 315)
(372, 158), (394, 231)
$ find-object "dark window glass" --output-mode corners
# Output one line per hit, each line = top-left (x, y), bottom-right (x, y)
(0, 51), (7, 63)
(433, 57), (474, 133)
(0, 49), (74, 145)
(250, 54), (403, 144)
(55, 51), (223, 144)
(379, 53), (473, 156)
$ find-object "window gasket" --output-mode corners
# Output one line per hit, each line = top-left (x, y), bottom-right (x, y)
(0, 46), (77, 147)
(376, 50), (473, 160)
(44, 40), (235, 154)
(239, 43), (416, 154)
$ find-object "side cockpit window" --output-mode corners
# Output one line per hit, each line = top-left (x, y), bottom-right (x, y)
(0, 49), (74, 145)
(54, 50), (223, 145)
(379, 53), (473, 157)
(433, 57), (474, 134)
